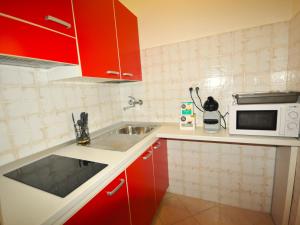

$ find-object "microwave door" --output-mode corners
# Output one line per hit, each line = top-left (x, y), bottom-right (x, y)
(236, 110), (278, 131)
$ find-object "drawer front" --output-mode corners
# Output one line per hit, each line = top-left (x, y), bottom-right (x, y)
(0, 15), (78, 64)
(0, 0), (75, 36)
(64, 171), (131, 225)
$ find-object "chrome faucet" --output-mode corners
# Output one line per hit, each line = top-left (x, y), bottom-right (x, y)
(123, 96), (143, 111)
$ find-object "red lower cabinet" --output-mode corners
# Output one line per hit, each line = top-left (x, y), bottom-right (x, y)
(64, 171), (131, 225)
(126, 148), (156, 225)
(65, 140), (169, 225)
(152, 139), (169, 207)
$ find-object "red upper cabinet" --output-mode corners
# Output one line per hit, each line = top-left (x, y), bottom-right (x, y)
(0, 15), (78, 64)
(126, 148), (156, 225)
(115, 1), (142, 81)
(152, 139), (169, 207)
(0, 0), (76, 36)
(72, 0), (142, 81)
(72, 0), (120, 79)
(64, 171), (131, 225)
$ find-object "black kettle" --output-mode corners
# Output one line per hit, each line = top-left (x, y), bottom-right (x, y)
(203, 96), (219, 112)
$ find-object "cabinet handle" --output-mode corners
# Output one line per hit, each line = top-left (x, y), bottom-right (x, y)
(122, 73), (134, 77)
(106, 70), (120, 75)
(106, 179), (125, 196)
(45, 15), (71, 29)
(143, 151), (153, 160)
(153, 142), (161, 150)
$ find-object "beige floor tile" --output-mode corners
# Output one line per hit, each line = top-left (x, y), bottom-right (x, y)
(173, 217), (200, 225)
(157, 196), (192, 225)
(219, 205), (274, 225)
(194, 206), (274, 225)
(154, 194), (274, 225)
(177, 195), (216, 215)
(152, 214), (164, 225)
(194, 207), (221, 225)
(163, 192), (177, 200)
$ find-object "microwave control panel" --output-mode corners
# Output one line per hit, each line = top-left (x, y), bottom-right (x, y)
(284, 105), (300, 137)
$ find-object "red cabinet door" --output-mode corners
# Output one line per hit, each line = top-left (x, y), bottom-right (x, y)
(0, 15), (78, 64)
(73, 0), (120, 79)
(64, 171), (131, 225)
(0, 0), (75, 36)
(115, 0), (142, 81)
(152, 139), (169, 207)
(126, 148), (156, 225)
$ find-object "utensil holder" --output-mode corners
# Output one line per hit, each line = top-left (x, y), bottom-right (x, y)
(74, 124), (90, 145)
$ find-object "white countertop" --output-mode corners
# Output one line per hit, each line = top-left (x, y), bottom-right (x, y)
(1, 123), (299, 225)
(157, 125), (300, 147)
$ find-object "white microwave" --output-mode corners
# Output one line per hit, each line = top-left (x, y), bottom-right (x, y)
(229, 103), (300, 138)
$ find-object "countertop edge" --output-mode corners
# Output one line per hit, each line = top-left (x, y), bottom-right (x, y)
(1, 122), (300, 225)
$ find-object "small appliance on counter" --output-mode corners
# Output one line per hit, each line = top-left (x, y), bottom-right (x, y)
(203, 96), (221, 132)
(180, 102), (196, 130)
(229, 92), (300, 138)
(232, 92), (300, 104)
(72, 112), (90, 145)
(188, 87), (228, 133)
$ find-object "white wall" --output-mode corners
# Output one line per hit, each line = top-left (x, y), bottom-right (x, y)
(120, 21), (289, 123)
(167, 140), (276, 212)
(0, 65), (122, 166)
(120, 0), (293, 49)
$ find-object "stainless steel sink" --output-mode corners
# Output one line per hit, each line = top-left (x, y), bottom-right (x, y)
(115, 126), (154, 135)
(87, 124), (157, 152)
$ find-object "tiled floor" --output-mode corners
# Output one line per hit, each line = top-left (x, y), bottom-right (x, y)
(152, 193), (275, 225)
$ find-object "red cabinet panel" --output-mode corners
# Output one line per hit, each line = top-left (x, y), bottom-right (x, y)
(0, 15), (78, 64)
(64, 171), (131, 225)
(0, 0), (75, 36)
(115, 1), (142, 81)
(153, 139), (169, 207)
(126, 148), (156, 225)
(72, 0), (120, 79)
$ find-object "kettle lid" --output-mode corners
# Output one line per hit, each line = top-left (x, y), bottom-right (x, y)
(203, 96), (219, 111)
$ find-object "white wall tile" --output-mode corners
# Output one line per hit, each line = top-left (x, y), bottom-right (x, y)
(0, 153), (15, 166)
(0, 65), (122, 165)
(120, 21), (289, 124)
(167, 140), (276, 212)
(0, 122), (11, 152)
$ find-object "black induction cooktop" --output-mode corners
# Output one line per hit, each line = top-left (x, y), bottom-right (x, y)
(4, 155), (108, 198)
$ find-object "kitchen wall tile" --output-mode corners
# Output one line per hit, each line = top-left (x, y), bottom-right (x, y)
(0, 153), (15, 166)
(286, 12), (300, 225)
(0, 67), (20, 85)
(287, 12), (300, 91)
(20, 70), (35, 85)
(0, 87), (23, 102)
(0, 65), (122, 166)
(0, 104), (4, 121)
(0, 122), (11, 152)
(120, 21), (290, 126)
(167, 140), (275, 213)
